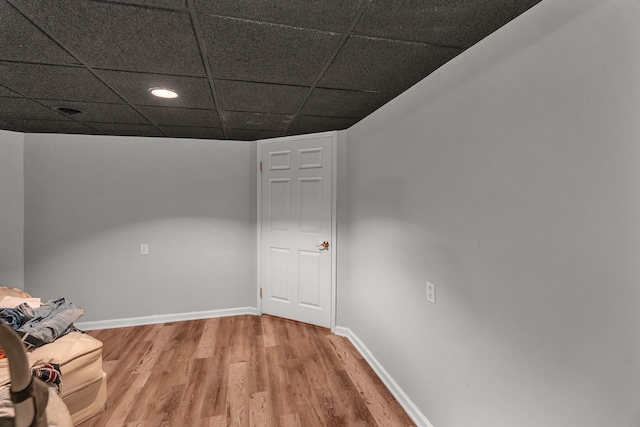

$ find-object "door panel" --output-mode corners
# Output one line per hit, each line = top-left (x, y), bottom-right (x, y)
(269, 179), (291, 231)
(299, 148), (323, 169)
(299, 178), (323, 233)
(269, 150), (291, 170)
(298, 250), (321, 307)
(260, 134), (333, 327)
(269, 248), (290, 302)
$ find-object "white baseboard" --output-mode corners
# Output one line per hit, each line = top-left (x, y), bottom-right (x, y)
(334, 326), (434, 427)
(75, 306), (259, 331)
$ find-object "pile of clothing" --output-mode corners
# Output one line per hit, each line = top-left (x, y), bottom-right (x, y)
(0, 297), (83, 350)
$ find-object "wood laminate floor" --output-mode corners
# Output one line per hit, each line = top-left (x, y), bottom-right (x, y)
(80, 315), (415, 427)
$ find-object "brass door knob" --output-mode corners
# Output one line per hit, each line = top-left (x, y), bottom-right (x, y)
(316, 241), (330, 250)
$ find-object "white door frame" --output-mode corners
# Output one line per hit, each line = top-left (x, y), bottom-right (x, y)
(256, 131), (338, 332)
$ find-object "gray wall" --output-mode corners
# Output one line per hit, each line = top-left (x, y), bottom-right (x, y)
(0, 130), (25, 288)
(24, 133), (256, 323)
(340, 0), (640, 426)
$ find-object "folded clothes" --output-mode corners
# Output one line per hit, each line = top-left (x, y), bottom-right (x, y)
(0, 298), (83, 348)
(0, 304), (35, 330)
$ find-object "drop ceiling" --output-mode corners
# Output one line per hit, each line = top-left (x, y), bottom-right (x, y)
(0, 0), (542, 141)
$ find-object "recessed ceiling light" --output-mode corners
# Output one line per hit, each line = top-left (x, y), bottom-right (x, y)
(149, 87), (178, 99)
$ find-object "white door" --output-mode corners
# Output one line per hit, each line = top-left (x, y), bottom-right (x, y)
(259, 133), (333, 328)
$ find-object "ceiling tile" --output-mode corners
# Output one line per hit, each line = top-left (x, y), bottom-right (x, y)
(0, 119), (28, 133)
(12, 0), (205, 75)
(225, 128), (283, 141)
(136, 106), (221, 127)
(355, 0), (483, 48)
(512, 0), (545, 15)
(3, 118), (101, 134)
(0, 85), (19, 97)
(159, 126), (225, 139)
(356, 0), (542, 48)
(0, 0), (541, 140)
(37, 100), (150, 124)
(94, 70), (215, 109)
(85, 122), (165, 137)
(318, 35), (461, 93)
(287, 115), (358, 134)
(0, 97), (70, 121)
(0, 1), (79, 65)
(300, 88), (393, 118)
(194, 0), (361, 32)
(200, 16), (342, 85)
(216, 80), (309, 115)
(221, 111), (293, 131)
(0, 62), (121, 102)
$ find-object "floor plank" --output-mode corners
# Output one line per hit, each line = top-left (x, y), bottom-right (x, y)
(79, 315), (415, 427)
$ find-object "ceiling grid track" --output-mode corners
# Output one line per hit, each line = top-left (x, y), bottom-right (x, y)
(281, 0), (373, 137)
(186, 0), (227, 139)
(0, 0), (544, 140)
(4, 0), (173, 138)
(2, 0), (107, 135)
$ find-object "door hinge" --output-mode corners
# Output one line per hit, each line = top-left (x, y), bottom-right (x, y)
(259, 161), (262, 172)
(260, 288), (263, 298)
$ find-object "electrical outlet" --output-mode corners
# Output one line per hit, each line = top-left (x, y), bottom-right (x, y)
(426, 281), (436, 304)
(140, 244), (149, 255)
